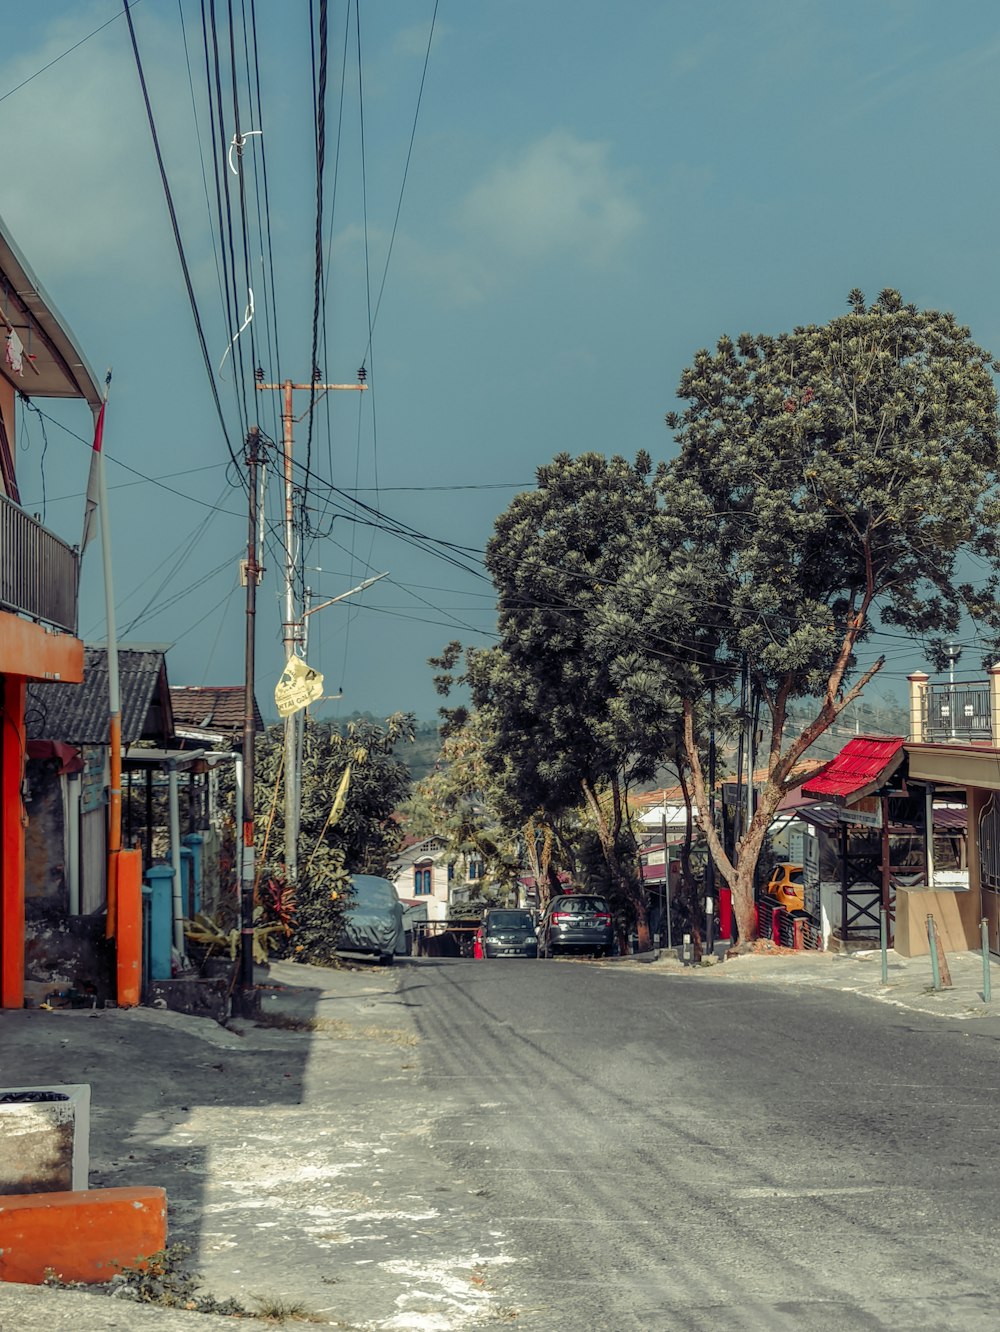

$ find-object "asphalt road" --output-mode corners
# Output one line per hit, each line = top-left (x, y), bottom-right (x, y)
(401, 955), (1000, 1331)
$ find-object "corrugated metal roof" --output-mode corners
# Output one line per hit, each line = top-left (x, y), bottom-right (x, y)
(795, 802), (966, 833)
(26, 647), (174, 746)
(0, 211), (103, 407)
(170, 685), (264, 736)
(801, 736), (906, 804)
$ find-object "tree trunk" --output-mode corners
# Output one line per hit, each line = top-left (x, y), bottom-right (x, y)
(729, 781), (784, 947)
(580, 777), (651, 953)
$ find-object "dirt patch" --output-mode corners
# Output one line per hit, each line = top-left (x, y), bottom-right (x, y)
(253, 1011), (419, 1046)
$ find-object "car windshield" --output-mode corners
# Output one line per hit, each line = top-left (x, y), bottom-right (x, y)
(486, 911), (533, 929)
(552, 897), (608, 913)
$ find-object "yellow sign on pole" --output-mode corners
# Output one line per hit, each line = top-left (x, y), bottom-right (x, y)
(274, 655), (324, 718)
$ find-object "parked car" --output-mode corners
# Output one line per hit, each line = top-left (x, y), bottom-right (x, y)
(336, 874), (405, 965)
(765, 863), (804, 913)
(480, 908), (538, 959)
(538, 894), (614, 958)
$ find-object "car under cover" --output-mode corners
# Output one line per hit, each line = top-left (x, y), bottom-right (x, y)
(337, 874), (405, 958)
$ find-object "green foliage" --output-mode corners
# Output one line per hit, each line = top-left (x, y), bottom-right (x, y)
(252, 712), (413, 964)
(470, 452), (677, 939)
(402, 710), (527, 899)
(473, 453), (666, 812)
(653, 290), (1000, 936)
(663, 289), (1000, 697)
(254, 712), (414, 880)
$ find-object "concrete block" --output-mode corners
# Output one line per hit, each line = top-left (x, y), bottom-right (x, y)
(0, 1084), (90, 1195)
(0, 1185), (167, 1284)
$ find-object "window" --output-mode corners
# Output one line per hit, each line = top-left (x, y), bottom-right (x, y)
(467, 858), (484, 882)
(414, 866), (432, 896)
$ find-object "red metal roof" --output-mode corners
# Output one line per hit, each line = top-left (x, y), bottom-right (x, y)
(800, 735), (906, 805)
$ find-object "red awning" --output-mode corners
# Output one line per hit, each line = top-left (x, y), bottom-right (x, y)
(800, 736), (906, 806)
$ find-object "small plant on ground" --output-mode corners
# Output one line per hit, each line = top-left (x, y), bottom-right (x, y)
(108, 1242), (248, 1315)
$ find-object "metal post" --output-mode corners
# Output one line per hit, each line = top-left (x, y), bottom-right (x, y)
(880, 906), (888, 984)
(237, 430), (261, 1014)
(924, 783), (935, 887)
(927, 913), (941, 990)
(982, 918), (992, 1004)
(659, 802), (669, 952)
(167, 760), (184, 956)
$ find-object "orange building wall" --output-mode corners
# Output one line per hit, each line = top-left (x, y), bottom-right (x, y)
(0, 615), (83, 1008)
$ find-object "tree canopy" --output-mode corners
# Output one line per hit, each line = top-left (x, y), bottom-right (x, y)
(470, 451), (679, 946)
(656, 289), (1000, 938)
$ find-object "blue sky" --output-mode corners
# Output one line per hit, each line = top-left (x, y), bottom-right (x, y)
(4, 1), (1000, 723)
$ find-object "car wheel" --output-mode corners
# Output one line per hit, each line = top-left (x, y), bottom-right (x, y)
(378, 953), (394, 966)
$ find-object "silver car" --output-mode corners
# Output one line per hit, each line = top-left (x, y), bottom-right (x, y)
(336, 874), (405, 965)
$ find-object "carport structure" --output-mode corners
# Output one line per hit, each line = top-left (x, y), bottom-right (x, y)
(801, 736), (911, 945)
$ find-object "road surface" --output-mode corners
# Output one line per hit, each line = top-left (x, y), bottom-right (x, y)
(403, 955), (1000, 1330)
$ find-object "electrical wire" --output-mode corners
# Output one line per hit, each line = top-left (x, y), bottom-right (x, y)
(122, 0), (244, 481)
(0, 2), (145, 105)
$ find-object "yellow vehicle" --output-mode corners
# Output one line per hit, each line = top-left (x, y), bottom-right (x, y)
(765, 863), (804, 912)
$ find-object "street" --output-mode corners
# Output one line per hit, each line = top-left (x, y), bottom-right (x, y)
(403, 956), (1000, 1330)
(6, 954), (1000, 1331)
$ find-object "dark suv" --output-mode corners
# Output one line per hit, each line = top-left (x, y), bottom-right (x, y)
(481, 908), (538, 959)
(538, 894), (614, 958)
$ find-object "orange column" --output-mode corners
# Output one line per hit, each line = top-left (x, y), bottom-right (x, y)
(1, 675), (26, 1009)
(116, 847), (143, 1007)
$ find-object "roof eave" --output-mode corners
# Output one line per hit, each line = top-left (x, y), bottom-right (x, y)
(0, 214), (103, 408)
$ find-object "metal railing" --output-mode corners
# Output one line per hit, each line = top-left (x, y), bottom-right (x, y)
(923, 680), (993, 743)
(0, 492), (79, 633)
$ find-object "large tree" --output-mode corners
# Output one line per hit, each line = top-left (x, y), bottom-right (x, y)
(472, 451), (676, 950)
(659, 289), (1000, 943)
(403, 709), (525, 903)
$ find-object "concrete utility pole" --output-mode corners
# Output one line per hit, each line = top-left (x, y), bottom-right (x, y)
(255, 376), (367, 885)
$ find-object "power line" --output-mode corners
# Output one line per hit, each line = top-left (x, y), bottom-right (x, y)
(0, 2), (145, 104)
(123, 0), (244, 480)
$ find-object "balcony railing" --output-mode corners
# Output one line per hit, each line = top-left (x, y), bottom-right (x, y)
(921, 680), (994, 744)
(0, 491), (79, 634)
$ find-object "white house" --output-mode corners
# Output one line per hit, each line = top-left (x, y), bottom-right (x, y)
(388, 835), (488, 922)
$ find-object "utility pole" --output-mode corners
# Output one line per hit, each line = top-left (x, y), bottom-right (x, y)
(237, 427), (263, 1015)
(255, 375), (367, 885)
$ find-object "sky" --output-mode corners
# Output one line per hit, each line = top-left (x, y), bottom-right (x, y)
(4, 0), (1000, 726)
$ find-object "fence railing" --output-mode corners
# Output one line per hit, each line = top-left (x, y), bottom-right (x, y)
(923, 681), (993, 743)
(0, 492), (79, 633)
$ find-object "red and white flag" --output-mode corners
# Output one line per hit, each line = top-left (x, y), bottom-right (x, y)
(81, 401), (105, 552)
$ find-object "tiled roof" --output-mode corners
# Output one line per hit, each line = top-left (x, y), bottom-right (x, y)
(631, 759), (827, 808)
(26, 647), (174, 746)
(170, 685), (264, 736)
(801, 736), (906, 805)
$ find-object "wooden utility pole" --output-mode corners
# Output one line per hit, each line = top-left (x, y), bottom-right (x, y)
(255, 376), (366, 885)
(237, 428), (263, 1015)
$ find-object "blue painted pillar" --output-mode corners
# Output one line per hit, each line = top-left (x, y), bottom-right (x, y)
(144, 864), (174, 980)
